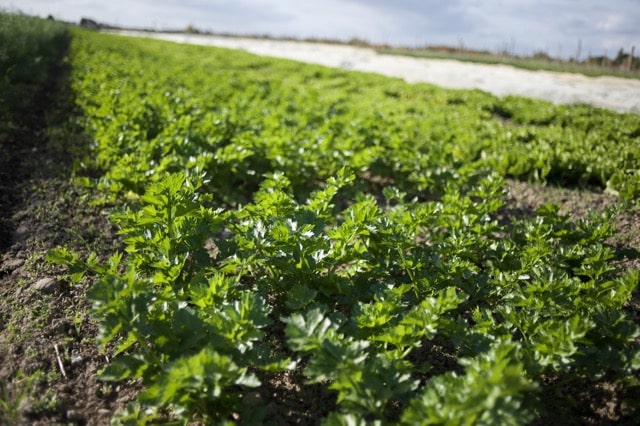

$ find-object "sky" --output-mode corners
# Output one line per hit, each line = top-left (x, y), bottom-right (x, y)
(3, 0), (639, 59)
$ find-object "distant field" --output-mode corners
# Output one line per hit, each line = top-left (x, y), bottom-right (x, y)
(116, 30), (640, 114)
(125, 26), (640, 80)
(378, 47), (640, 79)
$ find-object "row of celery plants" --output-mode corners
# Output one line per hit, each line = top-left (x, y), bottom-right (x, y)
(51, 29), (640, 424)
(70, 31), (640, 202)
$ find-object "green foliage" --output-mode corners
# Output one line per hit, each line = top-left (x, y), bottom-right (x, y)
(69, 30), (640, 202)
(0, 11), (67, 125)
(284, 308), (418, 417)
(48, 29), (640, 423)
(401, 342), (537, 425)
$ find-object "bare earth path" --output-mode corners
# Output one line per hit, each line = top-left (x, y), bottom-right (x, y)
(115, 30), (640, 114)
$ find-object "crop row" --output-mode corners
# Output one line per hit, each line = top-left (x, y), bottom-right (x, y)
(71, 32), (640, 202)
(0, 11), (67, 132)
(51, 29), (640, 424)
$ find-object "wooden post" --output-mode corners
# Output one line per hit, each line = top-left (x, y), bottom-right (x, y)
(629, 46), (636, 71)
(575, 39), (582, 62)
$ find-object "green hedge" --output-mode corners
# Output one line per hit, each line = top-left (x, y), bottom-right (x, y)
(0, 11), (68, 128)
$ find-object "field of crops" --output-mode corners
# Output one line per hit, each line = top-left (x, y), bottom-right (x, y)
(47, 29), (640, 424)
(2, 17), (640, 425)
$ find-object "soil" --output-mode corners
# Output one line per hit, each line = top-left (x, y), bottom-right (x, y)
(0, 36), (639, 425)
(0, 46), (137, 425)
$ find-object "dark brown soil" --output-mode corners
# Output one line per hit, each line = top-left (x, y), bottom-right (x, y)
(0, 49), (638, 425)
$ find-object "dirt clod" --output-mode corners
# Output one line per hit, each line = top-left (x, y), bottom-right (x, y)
(33, 277), (61, 294)
(2, 258), (25, 272)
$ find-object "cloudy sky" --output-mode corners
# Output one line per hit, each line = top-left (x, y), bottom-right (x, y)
(4, 0), (639, 59)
